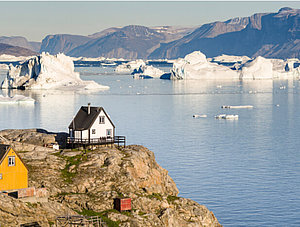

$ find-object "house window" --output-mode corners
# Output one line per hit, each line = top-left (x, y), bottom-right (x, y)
(92, 129), (96, 134)
(8, 156), (15, 166)
(0, 173), (2, 180)
(106, 129), (112, 137)
(99, 116), (105, 124)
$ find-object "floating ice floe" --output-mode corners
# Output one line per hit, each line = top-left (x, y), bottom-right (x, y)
(221, 105), (253, 109)
(0, 54), (33, 62)
(115, 60), (146, 74)
(0, 94), (35, 104)
(0, 64), (8, 70)
(0, 53), (109, 90)
(132, 65), (164, 79)
(193, 114), (207, 118)
(215, 114), (239, 120)
(170, 51), (300, 80)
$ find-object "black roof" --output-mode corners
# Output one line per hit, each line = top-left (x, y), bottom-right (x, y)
(68, 106), (115, 131)
(0, 144), (10, 164)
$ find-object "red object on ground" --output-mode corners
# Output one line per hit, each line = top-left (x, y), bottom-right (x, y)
(114, 198), (131, 211)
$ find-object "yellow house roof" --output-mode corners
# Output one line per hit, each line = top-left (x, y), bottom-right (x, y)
(0, 144), (27, 169)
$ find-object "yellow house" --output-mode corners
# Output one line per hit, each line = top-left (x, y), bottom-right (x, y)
(0, 144), (28, 191)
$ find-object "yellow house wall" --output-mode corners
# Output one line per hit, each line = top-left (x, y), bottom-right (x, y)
(0, 148), (28, 191)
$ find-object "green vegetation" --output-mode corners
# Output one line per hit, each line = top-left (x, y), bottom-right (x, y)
(138, 210), (146, 216)
(17, 150), (29, 153)
(167, 195), (179, 203)
(147, 193), (163, 201)
(52, 150), (91, 183)
(25, 202), (38, 208)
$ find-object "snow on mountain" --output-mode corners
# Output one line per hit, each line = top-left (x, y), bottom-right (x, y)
(0, 53), (109, 90)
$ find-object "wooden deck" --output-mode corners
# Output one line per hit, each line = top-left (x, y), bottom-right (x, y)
(66, 136), (126, 148)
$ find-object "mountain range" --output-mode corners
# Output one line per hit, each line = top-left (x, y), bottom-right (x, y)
(0, 7), (299, 59)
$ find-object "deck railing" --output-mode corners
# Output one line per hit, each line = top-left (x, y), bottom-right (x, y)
(66, 136), (126, 147)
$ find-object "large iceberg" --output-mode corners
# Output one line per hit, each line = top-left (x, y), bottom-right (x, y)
(115, 60), (146, 74)
(1, 53), (109, 90)
(240, 56), (300, 79)
(171, 51), (300, 80)
(132, 65), (164, 79)
(171, 51), (239, 80)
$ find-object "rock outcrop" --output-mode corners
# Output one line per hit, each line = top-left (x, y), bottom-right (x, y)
(0, 129), (221, 227)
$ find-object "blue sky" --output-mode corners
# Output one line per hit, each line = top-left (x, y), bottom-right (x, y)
(0, 1), (299, 41)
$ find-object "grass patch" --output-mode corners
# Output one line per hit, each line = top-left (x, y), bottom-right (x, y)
(138, 210), (146, 216)
(147, 193), (163, 201)
(167, 195), (179, 203)
(77, 209), (120, 227)
(17, 150), (29, 153)
(25, 202), (38, 208)
(52, 150), (91, 183)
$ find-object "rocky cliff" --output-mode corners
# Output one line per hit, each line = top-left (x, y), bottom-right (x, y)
(0, 43), (37, 57)
(0, 129), (221, 227)
(150, 7), (300, 59)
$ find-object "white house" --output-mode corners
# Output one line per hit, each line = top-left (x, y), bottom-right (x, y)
(68, 104), (115, 142)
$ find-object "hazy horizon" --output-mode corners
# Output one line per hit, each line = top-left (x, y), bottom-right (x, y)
(0, 1), (299, 42)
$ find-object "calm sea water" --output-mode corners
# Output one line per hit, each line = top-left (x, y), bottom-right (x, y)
(0, 67), (300, 226)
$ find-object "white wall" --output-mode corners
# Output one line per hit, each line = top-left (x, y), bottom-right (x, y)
(90, 109), (114, 139)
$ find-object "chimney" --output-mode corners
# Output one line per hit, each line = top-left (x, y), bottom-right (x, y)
(88, 103), (91, 115)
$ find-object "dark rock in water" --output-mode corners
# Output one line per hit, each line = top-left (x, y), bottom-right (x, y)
(160, 73), (172, 80)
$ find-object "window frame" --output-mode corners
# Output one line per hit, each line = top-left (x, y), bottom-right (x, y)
(106, 129), (112, 137)
(8, 156), (16, 167)
(99, 116), (105, 124)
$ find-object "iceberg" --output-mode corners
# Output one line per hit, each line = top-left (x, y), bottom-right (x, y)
(215, 114), (239, 120)
(0, 64), (8, 70)
(170, 51), (239, 80)
(0, 54), (33, 62)
(240, 56), (300, 79)
(193, 114), (207, 118)
(0, 94), (35, 104)
(171, 51), (300, 80)
(221, 105), (253, 109)
(132, 65), (164, 79)
(115, 60), (146, 74)
(0, 52), (109, 90)
(212, 54), (251, 64)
